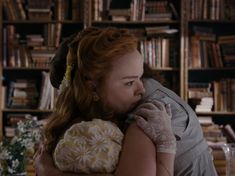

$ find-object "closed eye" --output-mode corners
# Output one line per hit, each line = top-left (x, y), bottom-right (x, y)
(125, 81), (134, 86)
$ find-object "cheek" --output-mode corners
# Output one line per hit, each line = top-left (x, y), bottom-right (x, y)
(104, 87), (134, 112)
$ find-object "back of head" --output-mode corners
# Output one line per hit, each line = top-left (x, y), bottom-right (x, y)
(45, 27), (138, 152)
(50, 27), (138, 88)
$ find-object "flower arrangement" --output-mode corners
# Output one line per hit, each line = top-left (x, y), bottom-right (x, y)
(0, 115), (42, 176)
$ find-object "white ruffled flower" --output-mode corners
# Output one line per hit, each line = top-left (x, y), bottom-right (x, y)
(0, 149), (10, 160)
(0, 116), (42, 175)
(12, 159), (19, 169)
(74, 144), (93, 164)
(88, 134), (109, 153)
(54, 118), (124, 173)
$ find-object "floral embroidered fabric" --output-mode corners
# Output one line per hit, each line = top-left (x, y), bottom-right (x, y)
(53, 119), (124, 173)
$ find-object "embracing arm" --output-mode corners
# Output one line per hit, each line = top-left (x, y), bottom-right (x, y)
(115, 122), (175, 176)
(115, 122), (156, 176)
(132, 100), (176, 176)
(33, 145), (113, 176)
(33, 145), (77, 176)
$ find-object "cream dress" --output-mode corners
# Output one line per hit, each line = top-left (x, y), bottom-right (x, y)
(53, 119), (124, 174)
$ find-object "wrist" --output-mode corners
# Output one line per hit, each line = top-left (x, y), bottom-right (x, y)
(156, 140), (176, 154)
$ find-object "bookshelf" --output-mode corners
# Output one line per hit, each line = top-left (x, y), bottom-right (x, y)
(0, 0), (185, 141)
(0, 0), (234, 175)
(0, 0), (88, 140)
(185, 0), (235, 120)
(185, 0), (235, 175)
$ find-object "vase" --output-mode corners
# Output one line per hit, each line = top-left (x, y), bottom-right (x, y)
(221, 143), (235, 176)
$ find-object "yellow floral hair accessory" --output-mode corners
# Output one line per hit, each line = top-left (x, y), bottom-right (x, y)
(59, 47), (74, 92)
(58, 32), (82, 92)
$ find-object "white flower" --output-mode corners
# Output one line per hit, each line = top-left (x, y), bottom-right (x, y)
(8, 167), (14, 174)
(0, 116), (42, 175)
(74, 144), (93, 164)
(88, 134), (109, 153)
(12, 159), (19, 169)
(90, 158), (106, 172)
(17, 121), (26, 133)
(0, 149), (10, 160)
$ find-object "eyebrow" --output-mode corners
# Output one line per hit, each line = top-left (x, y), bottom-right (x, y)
(121, 76), (140, 80)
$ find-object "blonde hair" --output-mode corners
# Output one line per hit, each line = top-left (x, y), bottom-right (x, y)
(44, 27), (138, 153)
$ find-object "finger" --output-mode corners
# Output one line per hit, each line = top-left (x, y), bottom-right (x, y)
(165, 104), (172, 117)
(134, 108), (161, 120)
(151, 100), (165, 111)
(135, 102), (157, 111)
(135, 115), (149, 130)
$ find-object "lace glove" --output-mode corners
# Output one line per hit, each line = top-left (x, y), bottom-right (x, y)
(134, 100), (176, 154)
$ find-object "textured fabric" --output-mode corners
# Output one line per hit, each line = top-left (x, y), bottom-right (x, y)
(134, 101), (176, 154)
(128, 78), (218, 176)
(53, 119), (124, 174)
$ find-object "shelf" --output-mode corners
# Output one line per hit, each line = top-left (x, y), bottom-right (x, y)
(3, 20), (84, 24)
(188, 67), (235, 71)
(188, 20), (235, 24)
(2, 109), (53, 113)
(196, 111), (235, 116)
(3, 67), (50, 71)
(93, 20), (180, 24)
(92, 20), (180, 26)
(152, 67), (179, 71)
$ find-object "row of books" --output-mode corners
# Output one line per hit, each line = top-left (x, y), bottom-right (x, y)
(7, 80), (39, 109)
(92, 0), (179, 22)
(1, 72), (55, 110)
(2, 25), (61, 68)
(189, 0), (235, 20)
(188, 79), (235, 112)
(3, 0), (52, 20)
(199, 117), (235, 175)
(140, 37), (178, 68)
(3, 0), (85, 21)
(138, 26), (179, 68)
(189, 26), (235, 68)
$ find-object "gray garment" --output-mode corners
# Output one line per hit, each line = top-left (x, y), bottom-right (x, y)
(129, 78), (218, 176)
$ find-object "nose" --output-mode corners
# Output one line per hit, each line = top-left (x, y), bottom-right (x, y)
(136, 80), (145, 95)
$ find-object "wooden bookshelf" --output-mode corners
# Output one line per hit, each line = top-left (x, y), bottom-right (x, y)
(184, 3), (235, 174)
(0, 0), (184, 139)
(0, 1), (234, 175)
(0, 0), (87, 140)
(0, 1), (234, 176)
(185, 0), (235, 113)
(0, 0), (3, 140)
(197, 111), (235, 116)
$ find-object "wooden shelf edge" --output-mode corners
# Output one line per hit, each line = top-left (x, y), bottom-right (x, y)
(3, 67), (50, 71)
(196, 111), (235, 116)
(2, 109), (53, 113)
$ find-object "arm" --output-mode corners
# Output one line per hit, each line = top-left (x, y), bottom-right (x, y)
(33, 146), (77, 176)
(115, 122), (156, 176)
(134, 101), (176, 176)
(156, 152), (175, 176)
(115, 122), (175, 176)
(33, 146), (113, 176)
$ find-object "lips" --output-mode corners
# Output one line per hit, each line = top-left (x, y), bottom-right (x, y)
(130, 99), (141, 109)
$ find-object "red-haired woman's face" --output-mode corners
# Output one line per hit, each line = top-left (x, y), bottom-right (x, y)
(102, 49), (145, 114)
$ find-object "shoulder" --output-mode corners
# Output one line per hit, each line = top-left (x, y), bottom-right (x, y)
(115, 122), (156, 176)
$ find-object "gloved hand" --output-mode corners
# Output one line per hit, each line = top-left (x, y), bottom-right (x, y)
(134, 100), (176, 154)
